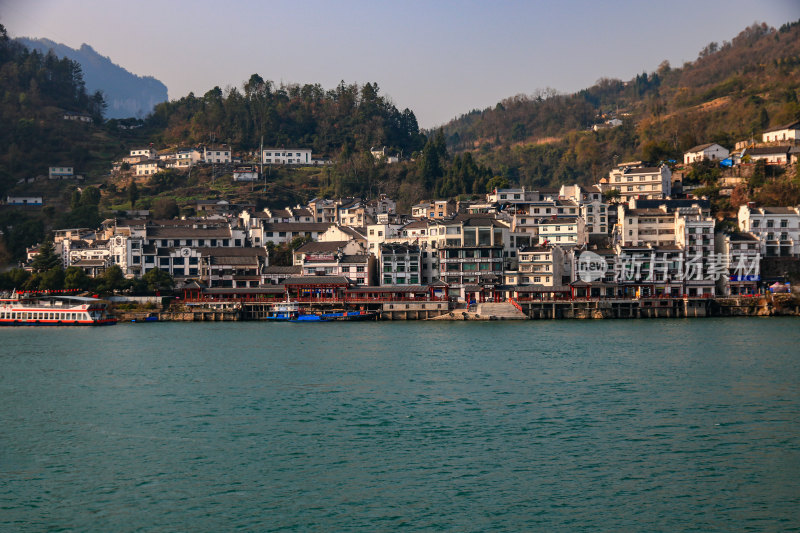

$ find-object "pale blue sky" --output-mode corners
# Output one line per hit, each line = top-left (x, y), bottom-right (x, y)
(2, 0), (799, 127)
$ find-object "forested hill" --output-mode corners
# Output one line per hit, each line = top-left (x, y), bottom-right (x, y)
(0, 24), (108, 189)
(16, 37), (168, 119)
(147, 77), (426, 158)
(438, 20), (800, 187)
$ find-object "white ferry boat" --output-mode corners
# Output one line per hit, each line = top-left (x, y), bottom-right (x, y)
(0, 293), (117, 326)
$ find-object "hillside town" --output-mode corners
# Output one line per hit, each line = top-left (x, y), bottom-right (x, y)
(15, 119), (800, 318)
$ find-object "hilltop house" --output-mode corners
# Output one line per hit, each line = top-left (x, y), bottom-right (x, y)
(761, 120), (800, 144)
(683, 143), (730, 164)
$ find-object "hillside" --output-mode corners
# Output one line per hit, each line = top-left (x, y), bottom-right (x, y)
(16, 37), (168, 119)
(439, 20), (800, 188)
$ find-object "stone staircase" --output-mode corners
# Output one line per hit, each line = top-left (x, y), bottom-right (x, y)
(475, 302), (528, 320)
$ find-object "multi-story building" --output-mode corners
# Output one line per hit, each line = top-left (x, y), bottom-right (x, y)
(738, 205), (800, 257)
(538, 217), (586, 247)
(134, 160), (160, 176)
(617, 206), (676, 247)
(430, 215), (508, 300)
(380, 244), (422, 285)
(560, 184), (609, 235)
(307, 198), (338, 223)
(714, 232), (760, 296)
(517, 245), (565, 287)
(603, 163), (672, 201)
(48, 166), (73, 179)
(204, 145), (232, 164)
(130, 148), (155, 159)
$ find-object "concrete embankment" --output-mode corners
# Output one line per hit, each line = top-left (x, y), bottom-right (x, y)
(112, 295), (800, 322)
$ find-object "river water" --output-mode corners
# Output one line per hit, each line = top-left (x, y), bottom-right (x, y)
(1, 319), (799, 531)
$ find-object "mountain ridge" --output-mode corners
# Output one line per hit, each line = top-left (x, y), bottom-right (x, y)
(15, 37), (168, 119)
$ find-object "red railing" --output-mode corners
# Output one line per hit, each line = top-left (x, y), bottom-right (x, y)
(508, 298), (524, 313)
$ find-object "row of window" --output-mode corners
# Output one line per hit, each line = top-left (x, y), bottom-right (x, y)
(1, 311), (84, 320)
(383, 276), (420, 284)
(752, 219), (793, 228)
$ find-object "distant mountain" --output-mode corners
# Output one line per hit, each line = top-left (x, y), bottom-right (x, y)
(16, 37), (168, 119)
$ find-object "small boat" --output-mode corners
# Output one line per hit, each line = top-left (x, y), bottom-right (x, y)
(265, 302), (301, 321)
(0, 293), (117, 326)
(291, 310), (379, 322)
(264, 301), (377, 322)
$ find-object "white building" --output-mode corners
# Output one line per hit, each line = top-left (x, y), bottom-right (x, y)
(6, 196), (43, 206)
(538, 217), (586, 247)
(233, 167), (259, 182)
(134, 160), (160, 176)
(683, 143), (730, 164)
(714, 232), (761, 296)
(744, 146), (791, 165)
(560, 184), (609, 235)
(262, 148), (312, 165)
(49, 166), (73, 179)
(516, 245), (564, 286)
(130, 148), (156, 159)
(204, 146), (232, 164)
(761, 120), (800, 144)
(738, 205), (800, 257)
(603, 164), (672, 201)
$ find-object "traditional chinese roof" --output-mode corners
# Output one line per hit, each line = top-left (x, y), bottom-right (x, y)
(263, 222), (333, 232)
(295, 241), (349, 254)
(763, 120), (800, 133)
(745, 146), (791, 156)
(283, 276), (350, 286)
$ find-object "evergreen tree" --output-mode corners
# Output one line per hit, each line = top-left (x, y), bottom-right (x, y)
(30, 241), (61, 273)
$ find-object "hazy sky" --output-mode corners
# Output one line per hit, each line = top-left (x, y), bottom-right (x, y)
(2, 0), (799, 127)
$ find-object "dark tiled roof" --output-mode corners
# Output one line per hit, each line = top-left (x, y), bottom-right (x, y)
(623, 166), (661, 174)
(295, 241), (349, 253)
(725, 232), (760, 242)
(348, 285), (427, 293)
(149, 227), (232, 238)
(759, 206), (797, 214)
(339, 255), (369, 264)
(194, 247), (267, 257)
(402, 219), (429, 229)
(283, 276), (350, 286)
(686, 143), (720, 152)
(263, 222), (333, 232)
(763, 120), (800, 133)
(746, 146), (791, 156)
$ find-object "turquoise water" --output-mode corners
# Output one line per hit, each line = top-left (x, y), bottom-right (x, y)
(1, 319), (799, 531)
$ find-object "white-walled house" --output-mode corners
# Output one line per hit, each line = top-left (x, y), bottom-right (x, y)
(134, 160), (160, 176)
(744, 146), (791, 165)
(262, 148), (312, 165)
(6, 196), (43, 206)
(233, 167), (259, 181)
(130, 148), (156, 159)
(761, 120), (800, 144)
(49, 166), (73, 179)
(683, 143), (730, 164)
(204, 146), (232, 164)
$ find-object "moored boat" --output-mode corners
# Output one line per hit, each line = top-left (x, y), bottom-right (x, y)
(0, 293), (117, 326)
